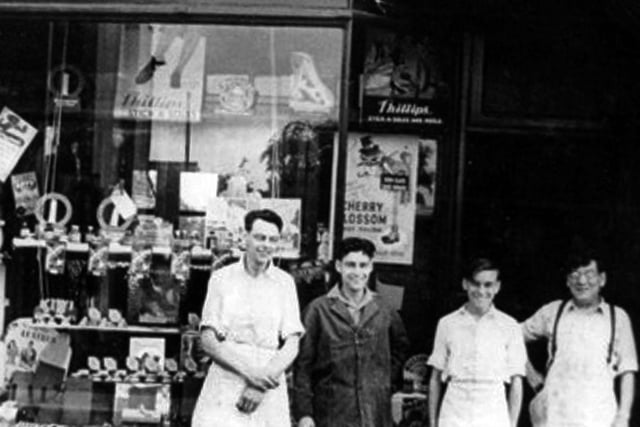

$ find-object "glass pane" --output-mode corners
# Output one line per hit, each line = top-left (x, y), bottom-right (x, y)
(1, 16), (343, 368)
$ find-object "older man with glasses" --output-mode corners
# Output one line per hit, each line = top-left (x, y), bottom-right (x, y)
(192, 208), (304, 427)
(522, 246), (638, 427)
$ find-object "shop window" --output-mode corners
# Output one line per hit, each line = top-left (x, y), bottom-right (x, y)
(0, 18), (344, 426)
(3, 19), (343, 256)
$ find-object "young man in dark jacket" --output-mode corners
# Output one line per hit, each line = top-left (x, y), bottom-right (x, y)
(294, 237), (410, 427)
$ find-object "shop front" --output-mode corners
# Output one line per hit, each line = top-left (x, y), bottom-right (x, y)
(0, 1), (456, 425)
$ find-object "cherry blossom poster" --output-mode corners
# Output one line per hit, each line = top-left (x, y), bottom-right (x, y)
(343, 133), (418, 265)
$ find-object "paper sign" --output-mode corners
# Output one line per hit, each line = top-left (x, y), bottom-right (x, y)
(180, 172), (218, 212)
(111, 189), (138, 219)
(129, 337), (165, 370)
(132, 170), (157, 209)
(0, 107), (38, 182)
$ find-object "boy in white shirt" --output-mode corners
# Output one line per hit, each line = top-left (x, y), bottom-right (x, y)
(428, 257), (526, 427)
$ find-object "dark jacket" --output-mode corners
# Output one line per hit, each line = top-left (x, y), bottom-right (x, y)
(293, 291), (410, 427)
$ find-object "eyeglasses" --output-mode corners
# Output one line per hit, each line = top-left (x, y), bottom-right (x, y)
(568, 270), (600, 283)
(250, 233), (280, 244)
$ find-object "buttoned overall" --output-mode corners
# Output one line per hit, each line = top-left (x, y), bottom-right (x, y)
(294, 287), (409, 427)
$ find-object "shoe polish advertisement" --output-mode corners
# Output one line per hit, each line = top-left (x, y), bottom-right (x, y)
(360, 27), (449, 129)
(343, 133), (418, 265)
(114, 24), (206, 122)
(114, 24), (341, 125)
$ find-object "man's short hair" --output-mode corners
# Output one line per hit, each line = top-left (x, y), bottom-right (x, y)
(336, 237), (376, 260)
(565, 244), (606, 274)
(464, 257), (500, 281)
(244, 209), (283, 233)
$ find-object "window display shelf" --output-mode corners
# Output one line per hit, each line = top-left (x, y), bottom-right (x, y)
(28, 323), (181, 335)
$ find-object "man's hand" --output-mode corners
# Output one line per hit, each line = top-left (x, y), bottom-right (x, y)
(235, 385), (266, 414)
(297, 416), (315, 427)
(243, 367), (280, 391)
(611, 413), (630, 427)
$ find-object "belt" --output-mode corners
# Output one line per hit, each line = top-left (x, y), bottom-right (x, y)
(449, 378), (504, 385)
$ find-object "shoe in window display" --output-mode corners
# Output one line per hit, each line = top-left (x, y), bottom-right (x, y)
(135, 56), (166, 85)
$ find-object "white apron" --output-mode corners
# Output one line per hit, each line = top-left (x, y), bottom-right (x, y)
(531, 361), (616, 427)
(191, 343), (290, 427)
(530, 313), (618, 427)
(439, 380), (510, 427)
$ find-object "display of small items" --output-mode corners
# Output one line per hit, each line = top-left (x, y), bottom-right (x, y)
(17, 222), (205, 280)
(77, 307), (127, 328)
(16, 221), (221, 330)
(71, 353), (181, 384)
(179, 314), (212, 378)
(32, 299), (77, 325)
(42, 225), (67, 276)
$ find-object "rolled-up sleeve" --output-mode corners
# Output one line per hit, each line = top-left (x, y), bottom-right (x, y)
(279, 275), (305, 341)
(200, 272), (225, 332)
(615, 308), (638, 375)
(522, 302), (556, 342)
(427, 319), (448, 372)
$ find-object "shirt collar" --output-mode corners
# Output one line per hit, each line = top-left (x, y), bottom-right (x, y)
(458, 303), (498, 319)
(327, 284), (374, 309)
(567, 297), (607, 314)
(239, 254), (278, 279)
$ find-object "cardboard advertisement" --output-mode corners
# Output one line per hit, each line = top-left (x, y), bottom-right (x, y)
(360, 27), (447, 128)
(343, 133), (418, 265)
(114, 24), (206, 122)
(205, 197), (301, 258)
(11, 171), (40, 216)
(4, 318), (72, 383)
(0, 107), (38, 182)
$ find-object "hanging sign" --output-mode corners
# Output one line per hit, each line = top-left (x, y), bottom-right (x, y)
(343, 133), (418, 265)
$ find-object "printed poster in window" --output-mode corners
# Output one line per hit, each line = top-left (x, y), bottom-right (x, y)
(343, 133), (418, 265)
(131, 170), (157, 209)
(205, 197), (255, 255)
(114, 24), (206, 122)
(360, 27), (448, 128)
(0, 107), (38, 182)
(4, 318), (72, 383)
(113, 383), (170, 426)
(416, 138), (437, 216)
(11, 171), (40, 216)
(205, 197), (301, 259)
(260, 198), (301, 259)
